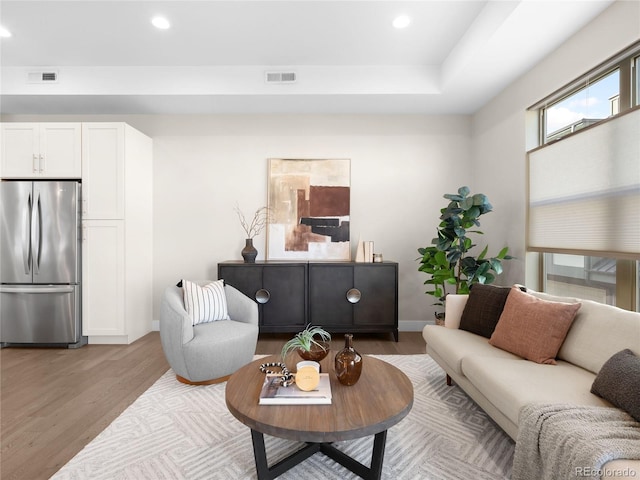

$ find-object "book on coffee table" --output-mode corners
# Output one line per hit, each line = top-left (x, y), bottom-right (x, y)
(259, 373), (332, 405)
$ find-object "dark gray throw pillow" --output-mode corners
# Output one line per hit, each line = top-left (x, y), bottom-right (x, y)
(459, 284), (512, 338)
(591, 349), (640, 422)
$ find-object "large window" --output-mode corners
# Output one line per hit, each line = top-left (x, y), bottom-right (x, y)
(537, 41), (640, 144)
(543, 254), (638, 312)
(528, 107), (639, 257)
(637, 261), (640, 309)
(530, 41), (640, 312)
(544, 254), (616, 304)
(635, 55), (640, 106)
(544, 70), (619, 142)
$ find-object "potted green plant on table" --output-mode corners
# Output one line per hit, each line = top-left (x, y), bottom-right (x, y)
(281, 325), (332, 365)
(417, 186), (512, 324)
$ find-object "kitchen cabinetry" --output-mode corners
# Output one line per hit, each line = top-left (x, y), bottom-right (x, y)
(81, 123), (153, 344)
(309, 262), (398, 341)
(82, 220), (125, 336)
(81, 123), (124, 219)
(218, 262), (307, 332)
(1, 123), (81, 178)
(218, 261), (398, 340)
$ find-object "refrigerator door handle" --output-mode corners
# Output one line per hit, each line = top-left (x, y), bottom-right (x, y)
(0, 285), (75, 294)
(23, 191), (32, 275)
(31, 190), (42, 275)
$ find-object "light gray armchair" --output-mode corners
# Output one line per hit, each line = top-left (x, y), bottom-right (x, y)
(160, 283), (259, 384)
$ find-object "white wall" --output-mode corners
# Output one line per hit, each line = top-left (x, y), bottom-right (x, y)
(1, 113), (472, 329)
(144, 114), (472, 329)
(471, 0), (640, 289)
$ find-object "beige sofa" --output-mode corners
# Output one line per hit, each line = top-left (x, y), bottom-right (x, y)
(422, 288), (640, 475)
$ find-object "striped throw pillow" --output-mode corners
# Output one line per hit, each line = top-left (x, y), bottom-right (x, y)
(181, 279), (229, 325)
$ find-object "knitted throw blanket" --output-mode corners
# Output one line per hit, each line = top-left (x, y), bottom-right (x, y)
(512, 403), (640, 480)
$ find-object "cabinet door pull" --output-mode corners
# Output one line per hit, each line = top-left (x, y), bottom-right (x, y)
(346, 288), (361, 304)
(255, 289), (270, 304)
(33, 154), (38, 173)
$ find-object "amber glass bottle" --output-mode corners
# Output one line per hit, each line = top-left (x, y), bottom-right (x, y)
(334, 333), (362, 386)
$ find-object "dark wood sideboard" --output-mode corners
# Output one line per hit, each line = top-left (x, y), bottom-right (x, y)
(218, 261), (399, 341)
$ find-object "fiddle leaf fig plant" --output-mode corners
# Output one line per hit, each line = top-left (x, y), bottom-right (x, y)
(418, 186), (512, 306)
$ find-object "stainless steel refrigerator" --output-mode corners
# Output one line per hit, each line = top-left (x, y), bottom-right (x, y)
(0, 180), (85, 347)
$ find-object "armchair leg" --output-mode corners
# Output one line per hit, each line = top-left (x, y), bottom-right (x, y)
(176, 374), (231, 385)
(446, 374), (452, 386)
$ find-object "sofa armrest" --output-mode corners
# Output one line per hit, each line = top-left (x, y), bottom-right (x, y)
(225, 284), (259, 326)
(444, 294), (468, 329)
(602, 459), (640, 479)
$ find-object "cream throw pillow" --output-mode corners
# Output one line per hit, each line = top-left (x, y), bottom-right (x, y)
(182, 279), (229, 325)
(444, 294), (468, 329)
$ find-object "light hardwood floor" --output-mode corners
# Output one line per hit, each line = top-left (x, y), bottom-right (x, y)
(1, 331), (426, 480)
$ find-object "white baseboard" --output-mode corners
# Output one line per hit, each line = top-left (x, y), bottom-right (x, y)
(151, 319), (430, 333)
(87, 335), (130, 344)
(399, 320), (430, 332)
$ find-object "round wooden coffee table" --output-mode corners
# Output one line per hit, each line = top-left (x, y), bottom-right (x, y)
(225, 354), (413, 480)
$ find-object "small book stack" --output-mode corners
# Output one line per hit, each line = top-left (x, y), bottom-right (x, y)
(259, 374), (332, 405)
(355, 240), (374, 263)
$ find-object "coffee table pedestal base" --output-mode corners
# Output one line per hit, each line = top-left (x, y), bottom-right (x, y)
(250, 429), (387, 480)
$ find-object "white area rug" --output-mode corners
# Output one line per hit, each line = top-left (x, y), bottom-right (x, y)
(52, 355), (514, 479)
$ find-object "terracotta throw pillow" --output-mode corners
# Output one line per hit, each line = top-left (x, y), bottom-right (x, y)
(489, 287), (581, 364)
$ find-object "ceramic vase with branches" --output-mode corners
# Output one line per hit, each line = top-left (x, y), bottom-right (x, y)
(235, 204), (272, 263)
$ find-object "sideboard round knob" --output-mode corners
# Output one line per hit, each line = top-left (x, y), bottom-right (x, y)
(346, 288), (361, 304)
(255, 289), (271, 304)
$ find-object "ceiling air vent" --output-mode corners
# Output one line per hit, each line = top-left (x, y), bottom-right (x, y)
(265, 71), (296, 84)
(27, 71), (59, 84)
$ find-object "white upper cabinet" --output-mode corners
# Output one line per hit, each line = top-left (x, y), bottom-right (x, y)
(81, 123), (125, 219)
(1, 123), (82, 178)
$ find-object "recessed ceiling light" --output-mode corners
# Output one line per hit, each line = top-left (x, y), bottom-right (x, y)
(151, 16), (171, 30)
(0, 26), (12, 38)
(392, 15), (411, 29)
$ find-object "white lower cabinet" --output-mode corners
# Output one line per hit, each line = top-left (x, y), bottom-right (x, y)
(82, 220), (126, 337)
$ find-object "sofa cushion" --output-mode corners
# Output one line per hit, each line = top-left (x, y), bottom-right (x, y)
(459, 284), (512, 338)
(444, 294), (468, 329)
(422, 324), (520, 376)
(489, 287), (581, 364)
(182, 279), (230, 325)
(555, 298), (640, 374)
(591, 349), (640, 422)
(461, 355), (610, 426)
(528, 290), (640, 373)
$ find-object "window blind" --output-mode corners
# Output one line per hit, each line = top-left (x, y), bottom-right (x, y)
(528, 107), (640, 259)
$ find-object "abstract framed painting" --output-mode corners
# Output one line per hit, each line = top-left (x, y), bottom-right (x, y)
(267, 158), (350, 261)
